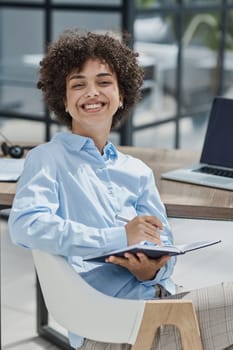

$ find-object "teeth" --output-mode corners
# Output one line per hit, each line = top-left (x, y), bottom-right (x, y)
(84, 103), (102, 110)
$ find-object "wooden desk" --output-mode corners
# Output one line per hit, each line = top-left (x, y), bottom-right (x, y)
(119, 147), (233, 221)
(1, 147), (233, 220)
(0, 182), (16, 209)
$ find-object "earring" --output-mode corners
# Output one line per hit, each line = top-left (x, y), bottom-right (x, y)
(119, 101), (123, 109)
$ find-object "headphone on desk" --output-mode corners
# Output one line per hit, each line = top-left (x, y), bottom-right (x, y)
(0, 131), (34, 158)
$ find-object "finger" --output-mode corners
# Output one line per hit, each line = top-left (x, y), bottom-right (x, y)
(144, 216), (163, 230)
(106, 255), (132, 266)
(133, 216), (161, 229)
(141, 220), (162, 235)
(144, 227), (161, 240)
(124, 252), (139, 262)
(136, 252), (149, 262)
(137, 253), (170, 265)
(143, 221), (161, 233)
(142, 227), (162, 244)
(139, 223), (161, 240)
(156, 255), (171, 267)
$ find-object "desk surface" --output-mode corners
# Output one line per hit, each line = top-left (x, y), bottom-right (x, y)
(119, 147), (233, 221)
(0, 147), (232, 220)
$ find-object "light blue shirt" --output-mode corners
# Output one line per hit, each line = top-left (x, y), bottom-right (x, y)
(8, 132), (176, 348)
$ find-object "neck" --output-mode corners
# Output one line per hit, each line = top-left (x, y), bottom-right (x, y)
(91, 132), (109, 154)
(72, 123), (110, 154)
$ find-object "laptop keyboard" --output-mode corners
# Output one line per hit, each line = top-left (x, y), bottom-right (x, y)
(195, 166), (233, 178)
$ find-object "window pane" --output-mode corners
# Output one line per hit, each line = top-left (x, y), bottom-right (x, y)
(136, 0), (175, 9)
(53, 11), (121, 37)
(222, 10), (233, 98)
(0, 9), (44, 116)
(1, 9), (43, 57)
(0, 85), (44, 115)
(182, 11), (222, 117)
(134, 13), (177, 126)
(52, 0), (121, 5)
(3, 0), (43, 3)
(180, 112), (209, 150)
(184, 0), (220, 4)
(134, 123), (175, 149)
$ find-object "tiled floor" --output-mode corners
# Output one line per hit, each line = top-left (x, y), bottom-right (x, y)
(2, 212), (233, 350)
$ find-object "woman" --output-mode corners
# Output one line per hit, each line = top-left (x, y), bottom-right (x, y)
(9, 29), (233, 350)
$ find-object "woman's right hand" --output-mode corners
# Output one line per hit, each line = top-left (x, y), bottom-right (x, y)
(125, 215), (163, 246)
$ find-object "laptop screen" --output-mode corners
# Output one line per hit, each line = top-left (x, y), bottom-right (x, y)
(200, 97), (233, 168)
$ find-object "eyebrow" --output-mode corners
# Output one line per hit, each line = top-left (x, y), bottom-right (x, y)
(69, 72), (113, 80)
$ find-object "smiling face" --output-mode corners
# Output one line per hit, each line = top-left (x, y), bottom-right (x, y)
(65, 58), (123, 137)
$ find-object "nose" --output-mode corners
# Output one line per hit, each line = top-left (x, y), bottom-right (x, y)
(85, 84), (99, 98)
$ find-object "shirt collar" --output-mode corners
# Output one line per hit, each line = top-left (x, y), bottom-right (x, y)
(52, 132), (118, 160)
(103, 142), (118, 161)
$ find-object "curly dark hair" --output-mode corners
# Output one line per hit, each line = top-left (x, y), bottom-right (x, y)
(37, 29), (144, 129)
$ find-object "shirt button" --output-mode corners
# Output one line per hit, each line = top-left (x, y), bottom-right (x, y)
(108, 187), (113, 194)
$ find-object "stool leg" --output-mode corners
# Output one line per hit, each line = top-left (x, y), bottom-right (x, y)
(132, 300), (203, 350)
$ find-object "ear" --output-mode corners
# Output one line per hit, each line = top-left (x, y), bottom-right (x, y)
(119, 95), (124, 108)
(64, 100), (68, 112)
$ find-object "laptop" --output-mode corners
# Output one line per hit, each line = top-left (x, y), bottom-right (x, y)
(161, 96), (233, 191)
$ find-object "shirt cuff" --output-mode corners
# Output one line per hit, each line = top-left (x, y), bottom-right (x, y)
(140, 265), (166, 287)
(102, 226), (128, 251)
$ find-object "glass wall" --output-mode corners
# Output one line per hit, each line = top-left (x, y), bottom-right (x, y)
(0, 0), (233, 150)
(0, 9), (44, 116)
(53, 11), (121, 37)
(133, 0), (233, 148)
(0, 1), (127, 144)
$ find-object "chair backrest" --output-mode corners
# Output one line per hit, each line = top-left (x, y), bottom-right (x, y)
(32, 249), (145, 345)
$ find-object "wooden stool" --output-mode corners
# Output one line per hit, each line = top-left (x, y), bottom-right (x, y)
(132, 299), (203, 350)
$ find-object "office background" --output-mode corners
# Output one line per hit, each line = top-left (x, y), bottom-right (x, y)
(1, 0), (233, 150)
(1, 1), (233, 349)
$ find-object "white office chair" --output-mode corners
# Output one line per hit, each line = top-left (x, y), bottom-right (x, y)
(32, 249), (203, 350)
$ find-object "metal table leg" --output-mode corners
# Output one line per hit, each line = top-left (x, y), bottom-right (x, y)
(36, 274), (72, 349)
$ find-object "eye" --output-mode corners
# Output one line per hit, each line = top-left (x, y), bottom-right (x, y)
(69, 79), (86, 89)
(72, 83), (85, 89)
(99, 80), (112, 86)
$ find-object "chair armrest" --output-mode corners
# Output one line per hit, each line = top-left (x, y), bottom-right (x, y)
(32, 249), (145, 344)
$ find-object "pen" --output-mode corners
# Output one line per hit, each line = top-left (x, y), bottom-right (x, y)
(115, 214), (130, 223)
(116, 214), (164, 232)
(115, 214), (162, 246)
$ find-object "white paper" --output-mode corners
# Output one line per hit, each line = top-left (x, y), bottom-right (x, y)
(0, 158), (25, 181)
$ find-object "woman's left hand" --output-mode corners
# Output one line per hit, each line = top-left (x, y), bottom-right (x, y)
(106, 253), (170, 281)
